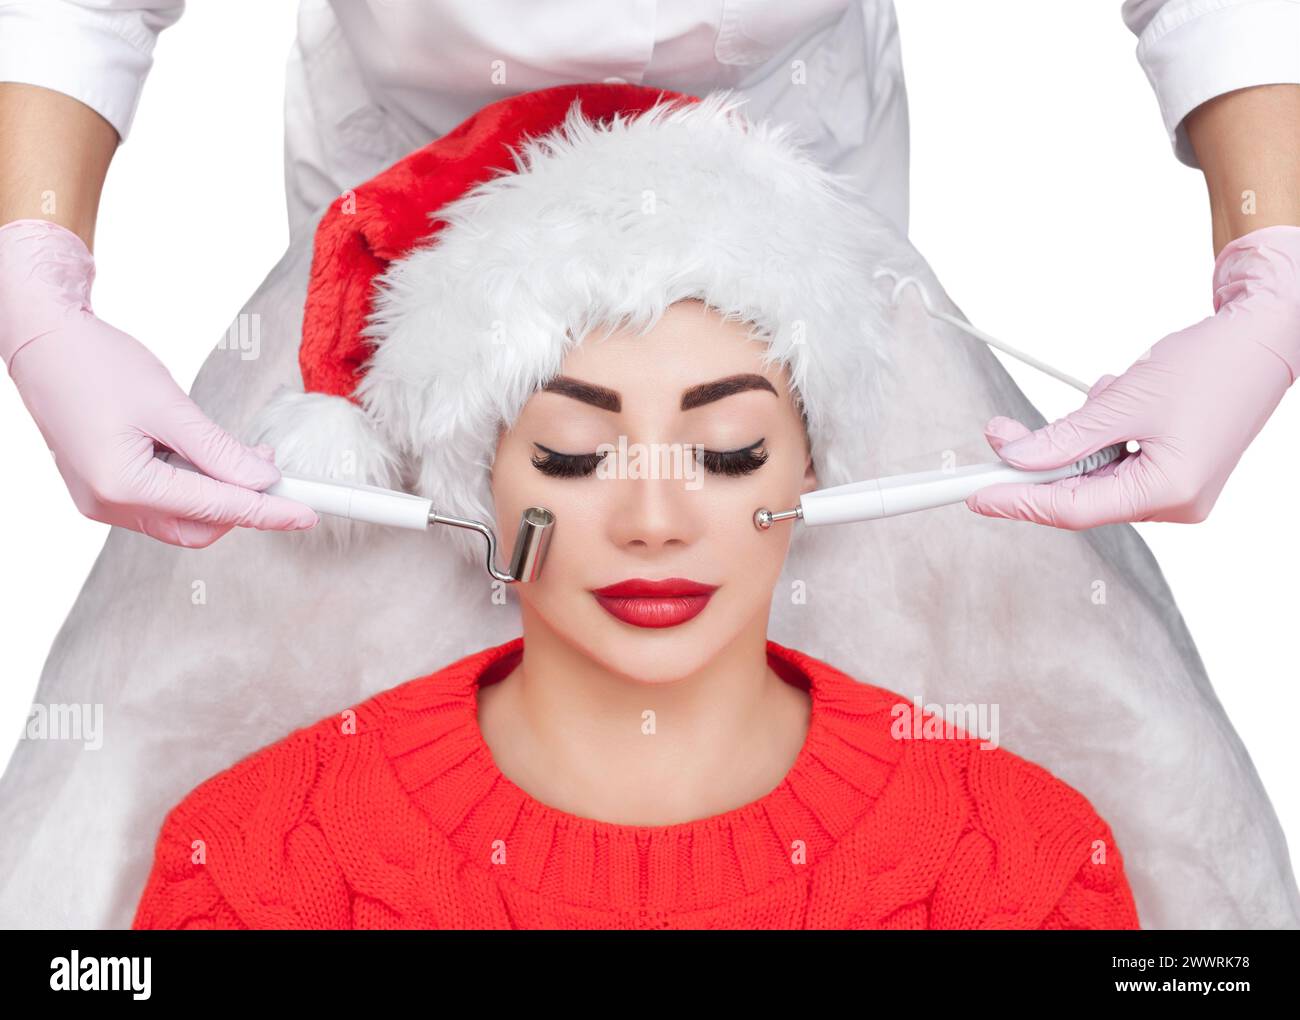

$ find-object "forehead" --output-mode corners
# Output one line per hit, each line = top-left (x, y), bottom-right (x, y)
(557, 300), (794, 401)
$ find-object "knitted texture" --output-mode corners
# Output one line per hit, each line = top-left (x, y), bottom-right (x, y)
(132, 638), (1140, 929)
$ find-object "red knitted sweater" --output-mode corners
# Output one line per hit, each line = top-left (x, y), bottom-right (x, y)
(132, 637), (1140, 929)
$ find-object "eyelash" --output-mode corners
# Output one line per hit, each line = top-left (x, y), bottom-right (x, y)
(530, 439), (769, 479)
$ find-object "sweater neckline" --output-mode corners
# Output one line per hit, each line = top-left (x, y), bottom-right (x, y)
(377, 636), (904, 915)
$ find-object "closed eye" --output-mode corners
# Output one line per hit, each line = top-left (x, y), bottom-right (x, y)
(529, 439), (769, 478)
(530, 444), (606, 478)
(698, 438), (768, 476)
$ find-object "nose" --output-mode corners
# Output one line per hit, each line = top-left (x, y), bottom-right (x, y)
(605, 470), (703, 557)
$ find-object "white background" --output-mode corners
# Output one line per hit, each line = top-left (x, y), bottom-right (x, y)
(2, 1), (1297, 889)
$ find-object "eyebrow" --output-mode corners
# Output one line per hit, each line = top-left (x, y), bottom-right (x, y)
(540, 373), (778, 412)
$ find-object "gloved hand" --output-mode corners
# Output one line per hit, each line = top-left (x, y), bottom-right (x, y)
(965, 224), (1300, 529)
(0, 218), (319, 547)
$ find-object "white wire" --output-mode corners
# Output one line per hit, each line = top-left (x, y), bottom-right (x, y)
(872, 268), (1141, 454)
(872, 268), (1090, 392)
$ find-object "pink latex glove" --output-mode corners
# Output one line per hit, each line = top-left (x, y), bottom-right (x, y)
(965, 224), (1300, 529)
(0, 218), (319, 547)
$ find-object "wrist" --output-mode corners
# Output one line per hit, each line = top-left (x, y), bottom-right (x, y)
(1211, 224), (1300, 385)
(0, 219), (96, 369)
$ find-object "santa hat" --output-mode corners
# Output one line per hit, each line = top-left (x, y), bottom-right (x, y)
(249, 82), (898, 561)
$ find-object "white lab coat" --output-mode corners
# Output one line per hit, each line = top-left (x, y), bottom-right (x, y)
(2, 0), (1297, 239)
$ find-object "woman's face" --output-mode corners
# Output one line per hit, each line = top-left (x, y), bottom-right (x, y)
(492, 299), (817, 684)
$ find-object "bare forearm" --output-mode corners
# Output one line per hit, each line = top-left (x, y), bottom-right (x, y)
(0, 83), (118, 252)
(1186, 84), (1300, 257)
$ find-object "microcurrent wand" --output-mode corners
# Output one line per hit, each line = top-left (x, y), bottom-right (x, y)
(755, 269), (1141, 532)
(754, 443), (1128, 530)
(167, 457), (554, 583)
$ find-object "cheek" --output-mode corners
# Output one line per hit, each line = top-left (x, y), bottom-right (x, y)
(694, 449), (803, 577)
(721, 486), (795, 588)
(491, 457), (610, 615)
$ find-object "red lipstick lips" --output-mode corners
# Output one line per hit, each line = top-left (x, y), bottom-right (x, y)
(591, 577), (719, 629)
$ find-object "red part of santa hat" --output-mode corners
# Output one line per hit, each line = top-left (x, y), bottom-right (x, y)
(300, 84), (700, 408)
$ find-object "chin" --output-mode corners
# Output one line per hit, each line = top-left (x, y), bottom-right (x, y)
(583, 631), (733, 687)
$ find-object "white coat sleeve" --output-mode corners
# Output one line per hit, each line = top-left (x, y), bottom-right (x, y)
(0, 0), (185, 142)
(1121, 0), (1300, 169)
